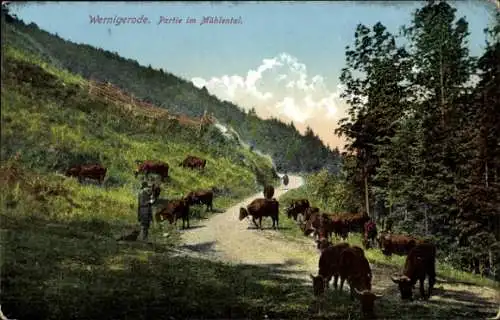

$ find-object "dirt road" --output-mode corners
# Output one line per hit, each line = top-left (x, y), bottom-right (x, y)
(177, 175), (317, 279)
(176, 175), (499, 318)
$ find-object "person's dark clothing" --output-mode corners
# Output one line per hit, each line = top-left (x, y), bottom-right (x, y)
(283, 174), (289, 186)
(137, 187), (154, 240)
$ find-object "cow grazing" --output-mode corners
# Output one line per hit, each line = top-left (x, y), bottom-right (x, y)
(341, 212), (371, 233)
(305, 212), (346, 243)
(285, 199), (310, 221)
(310, 242), (350, 296)
(391, 242), (437, 301)
(362, 220), (378, 249)
(379, 233), (423, 257)
(239, 198), (279, 230)
(155, 199), (190, 229)
(134, 160), (169, 181)
(179, 155), (206, 170)
(66, 163), (107, 184)
(263, 184), (275, 199)
(185, 189), (214, 212)
(303, 206), (320, 222)
(339, 246), (382, 318)
(331, 216), (350, 241)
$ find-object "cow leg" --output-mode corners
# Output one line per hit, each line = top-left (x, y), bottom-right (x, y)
(333, 275), (339, 290)
(419, 277), (426, 299)
(252, 217), (259, 229)
(325, 276), (332, 289)
(428, 269), (436, 298)
(340, 277), (346, 291)
(259, 217), (263, 230)
(349, 283), (355, 300)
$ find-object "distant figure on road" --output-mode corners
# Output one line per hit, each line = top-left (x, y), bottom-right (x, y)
(282, 173), (289, 190)
(137, 181), (155, 241)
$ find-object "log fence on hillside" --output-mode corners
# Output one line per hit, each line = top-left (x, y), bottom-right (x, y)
(79, 77), (215, 127)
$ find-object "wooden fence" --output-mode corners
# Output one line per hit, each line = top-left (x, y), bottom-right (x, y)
(74, 77), (215, 127)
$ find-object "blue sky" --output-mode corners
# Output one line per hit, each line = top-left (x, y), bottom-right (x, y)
(11, 1), (496, 148)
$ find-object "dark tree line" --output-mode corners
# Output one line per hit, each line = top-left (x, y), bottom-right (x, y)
(1, 6), (340, 174)
(336, 1), (500, 278)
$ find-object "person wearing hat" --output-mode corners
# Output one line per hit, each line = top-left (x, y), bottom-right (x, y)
(137, 181), (155, 241)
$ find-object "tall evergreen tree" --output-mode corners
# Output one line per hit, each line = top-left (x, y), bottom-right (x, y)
(336, 22), (410, 215)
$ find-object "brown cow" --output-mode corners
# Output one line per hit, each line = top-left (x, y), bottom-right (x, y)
(338, 246), (382, 318)
(362, 220), (378, 249)
(379, 233), (423, 257)
(179, 155), (206, 170)
(239, 198), (279, 230)
(341, 212), (370, 233)
(303, 206), (320, 222)
(263, 184), (275, 199)
(305, 212), (344, 242)
(155, 199), (190, 229)
(134, 160), (169, 181)
(285, 199), (310, 221)
(310, 242), (350, 296)
(391, 242), (437, 301)
(185, 189), (213, 212)
(66, 163), (107, 184)
(331, 216), (350, 241)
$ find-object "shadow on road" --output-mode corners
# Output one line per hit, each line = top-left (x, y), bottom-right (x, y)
(179, 240), (217, 254)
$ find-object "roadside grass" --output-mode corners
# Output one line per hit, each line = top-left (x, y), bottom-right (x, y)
(2, 168), (498, 320)
(277, 186), (500, 289)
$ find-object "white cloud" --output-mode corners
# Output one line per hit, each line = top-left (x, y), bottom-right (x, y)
(191, 52), (347, 147)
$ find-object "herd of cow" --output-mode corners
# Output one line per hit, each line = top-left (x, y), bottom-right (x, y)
(65, 156), (215, 229)
(65, 164), (440, 318)
(65, 156), (207, 184)
(238, 185), (438, 319)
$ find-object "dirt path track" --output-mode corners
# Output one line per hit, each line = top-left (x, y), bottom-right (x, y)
(176, 175), (317, 280)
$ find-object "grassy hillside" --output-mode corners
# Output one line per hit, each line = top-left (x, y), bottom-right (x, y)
(2, 15), (341, 173)
(0, 40), (291, 318)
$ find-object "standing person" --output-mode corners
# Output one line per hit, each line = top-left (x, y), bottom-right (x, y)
(137, 181), (154, 241)
(282, 172), (289, 190)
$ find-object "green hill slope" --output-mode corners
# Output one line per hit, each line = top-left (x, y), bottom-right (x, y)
(1, 43), (279, 218)
(2, 16), (341, 173)
(0, 39), (286, 317)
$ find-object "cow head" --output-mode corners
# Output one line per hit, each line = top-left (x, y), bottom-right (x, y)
(303, 227), (315, 237)
(310, 274), (327, 297)
(353, 288), (382, 316)
(285, 204), (295, 219)
(65, 167), (79, 177)
(316, 239), (331, 251)
(184, 192), (195, 204)
(239, 207), (249, 221)
(391, 275), (413, 300)
(155, 211), (174, 224)
(362, 237), (371, 249)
